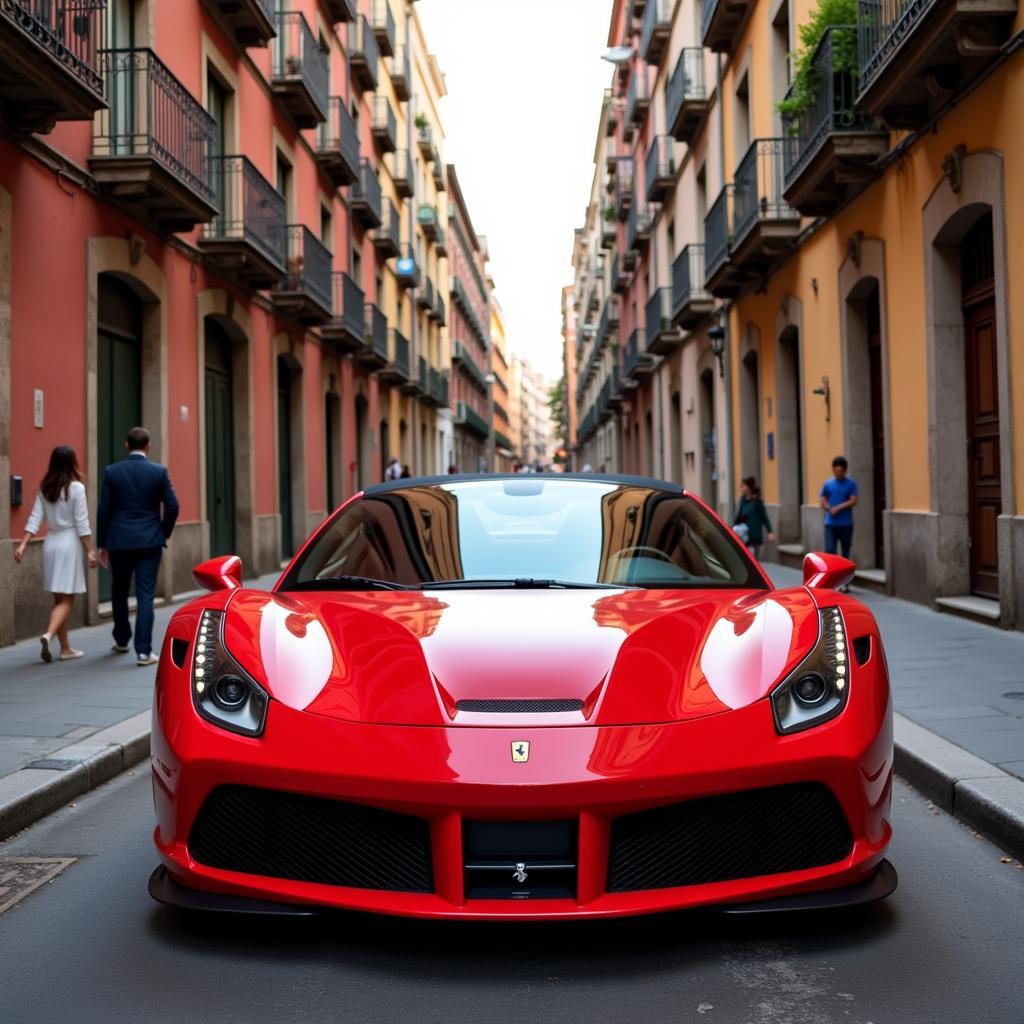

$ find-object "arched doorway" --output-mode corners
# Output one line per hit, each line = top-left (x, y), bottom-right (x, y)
(739, 349), (761, 484)
(204, 318), (235, 557)
(324, 389), (341, 512)
(276, 353), (302, 561)
(354, 393), (369, 490)
(97, 274), (142, 600)
(698, 368), (715, 504)
(776, 326), (803, 543)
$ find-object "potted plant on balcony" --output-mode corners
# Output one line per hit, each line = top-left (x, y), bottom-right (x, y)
(603, 204), (617, 222)
(775, 0), (859, 126)
(414, 113), (429, 131)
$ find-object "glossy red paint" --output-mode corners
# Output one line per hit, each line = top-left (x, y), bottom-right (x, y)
(192, 555), (244, 593)
(153, 568), (893, 918)
(803, 551), (857, 591)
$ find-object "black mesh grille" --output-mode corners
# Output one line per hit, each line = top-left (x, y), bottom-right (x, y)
(456, 699), (584, 713)
(189, 785), (434, 892)
(607, 782), (852, 892)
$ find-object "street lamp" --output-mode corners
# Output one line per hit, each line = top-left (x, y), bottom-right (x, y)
(708, 325), (726, 378)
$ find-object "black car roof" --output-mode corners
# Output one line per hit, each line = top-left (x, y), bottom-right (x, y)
(362, 473), (687, 496)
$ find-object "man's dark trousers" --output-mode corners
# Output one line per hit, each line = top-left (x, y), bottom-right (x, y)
(824, 524), (853, 559)
(109, 548), (162, 656)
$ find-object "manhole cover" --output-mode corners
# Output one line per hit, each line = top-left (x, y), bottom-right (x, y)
(0, 857), (76, 914)
(1003, 692), (1024, 701)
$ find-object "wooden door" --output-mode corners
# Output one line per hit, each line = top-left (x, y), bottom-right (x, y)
(965, 299), (1001, 598)
(204, 323), (235, 557)
(867, 290), (886, 568)
(277, 367), (294, 560)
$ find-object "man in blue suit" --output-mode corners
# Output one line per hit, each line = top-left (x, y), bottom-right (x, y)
(97, 427), (179, 666)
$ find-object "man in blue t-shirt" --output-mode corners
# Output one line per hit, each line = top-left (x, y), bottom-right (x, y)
(819, 455), (859, 562)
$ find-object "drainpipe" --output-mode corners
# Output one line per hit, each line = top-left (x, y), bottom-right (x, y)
(405, 2), (418, 474)
(716, 53), (733, 516)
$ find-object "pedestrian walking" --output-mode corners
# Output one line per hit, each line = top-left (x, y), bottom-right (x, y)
(14, 446), (97, 662)
(820, 455), (858, 577)
(447, 464), (459, 475)
(384, 456), (402, 481)
(400, 464), (412, 479)
(733, 476), (774, 560)
(97, 427), (179, 666)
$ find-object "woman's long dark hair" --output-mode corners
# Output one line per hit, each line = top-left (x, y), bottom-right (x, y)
(742, 475), (761, 500)
(41, 446), (84, 503)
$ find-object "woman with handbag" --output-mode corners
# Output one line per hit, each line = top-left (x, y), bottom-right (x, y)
(14, 446), (97, 662)
(733, 476), (774, 560)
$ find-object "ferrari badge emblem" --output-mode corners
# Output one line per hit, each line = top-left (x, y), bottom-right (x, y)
(511, 740), (530, 763)
(513, 863), (528, 883)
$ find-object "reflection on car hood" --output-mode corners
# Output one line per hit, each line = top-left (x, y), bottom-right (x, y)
(222, 586), (821, 727)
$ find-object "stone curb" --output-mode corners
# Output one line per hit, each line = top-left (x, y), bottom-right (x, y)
(0, 710), (151, 840)
(894, 712), (1024, 860)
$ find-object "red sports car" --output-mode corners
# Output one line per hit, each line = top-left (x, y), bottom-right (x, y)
(149, 474), (896, 919)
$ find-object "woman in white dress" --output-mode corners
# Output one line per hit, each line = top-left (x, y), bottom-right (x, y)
(14, 446), (98, 662)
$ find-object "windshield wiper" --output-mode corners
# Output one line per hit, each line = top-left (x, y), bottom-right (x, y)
(420, 578), (627, 590)
(283, 575), (414, 592)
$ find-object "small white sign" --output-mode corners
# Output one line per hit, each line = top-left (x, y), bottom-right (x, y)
(33, 389), (43, 428)
(180, 405), (189, 422)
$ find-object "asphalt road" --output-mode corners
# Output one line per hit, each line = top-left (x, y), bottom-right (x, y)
(1, 772), (1023, 1024)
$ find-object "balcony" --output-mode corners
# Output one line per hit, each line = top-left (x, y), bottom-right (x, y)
(349, 15), (379, 92)
(323, 272), (365, 354)
(641, 0), (672, 64)
(704, 185), (739, 297)
(667, 48), (707, 144)
(625, 67), (651, 126)
(372, 197), (401, 257)
(323, 0), (356, 24)
(645, 288), (681, 354)
(432, 158), (446, 192)
(599, 295), (621, 348)
(416, 121), (433, 157)
(611, 252), (629, 294)
(199, 156), (286, 289)
(622, 328), (655, 380)
(418, 203), (440, 242)
(390, 45), (410, 101)
(434, 292), (446, 325)
(857, 0), (1016, 128)
(781, 28), (888, 215)
(731, 138), (800, 270)
(272, 225), (332, 325)
(604, 88), (617, 137)
(316, 96), (360, 186)
(645, 135), (675, 203)
(201, 0), (275, 47)
(357, 302), (389, 369)
(428, 367), (449, 408)
(701, 0), (755, 53)
(672, 244), (714, 328)
(0, 0), (107, 135)
(626, 202), (653, 253)
(452, 342), (488, 393)
(380, 328), (411, 385)
(435, 220), (447, 256)
(370, 0), (395, 57)
(622, 247), (638, 272)
(371, 94), (396, 152)
(417, 276), (435, 311)
(396, 244), (420, 288)
(271, 12), (327, 128)
(600, 212), (617, 249)
(456, 402), (490, 441)
(391, 148), (414, 198)
(614, 157), (635, 222)
(90, 49), (217, 233)
(349, 158), (382, 229)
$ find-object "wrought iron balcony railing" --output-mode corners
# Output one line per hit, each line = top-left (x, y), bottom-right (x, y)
(733, 137), (798, 249)
(626, 201), (653, 252)
(0, 0), (108, 132)
(622, 328), (654, 379)
(390, 44), (410, 100)
(272, 11), (328, 127)
(362, 302), (388, 365)
(324, 271), (365, 352)
(644, 287), (677, 353)
(201, 155), (285, 285)
(91, 48), (217, 229)
(370, 0), (395, 57)
(385, 327), (410, 381)
(418, 203), (440, 242)
(416, 121), (433, 156)
(371, 94), (396, 152)
(349, 14), (379, 91)
(640, 0), (672, 64)
(434, 292), (446, 325)
(645, 134), (675, 203)
(316, 95), (359, 186)
(373, 197), (401, 256)
(615, 155), (634, 219)
(625, 66), (651, 126)
(323, 0), (356, 25)
(429, 367), (449, 407)
(274, 224), (332, 322)
(701, 0), (754, 52)
(672, 244), (713, 327)
(391, 148), (413, 198)
(453, 342), (488, 392)
(201, 0), (275, 47)
(456, 401), (490, 440)
(349, 158), (382, 228)
(667, 48), (706, 143)
(704, 185), (732, 284)
(418, 275), (435, 311)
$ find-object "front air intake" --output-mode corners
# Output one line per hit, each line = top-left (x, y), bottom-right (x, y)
(455, 698), (584, 713)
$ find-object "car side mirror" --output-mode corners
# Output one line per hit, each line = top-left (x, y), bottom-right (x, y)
(802, 552), (855, 591)
(193, 554), (243, 592)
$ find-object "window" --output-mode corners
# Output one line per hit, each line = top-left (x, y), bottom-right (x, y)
(276, 152), (292, 215)
(320, 204), (332, 250)
(734, 74), (751, 163)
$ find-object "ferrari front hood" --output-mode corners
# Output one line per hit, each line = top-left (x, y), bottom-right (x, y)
(222, 586), (820, 727)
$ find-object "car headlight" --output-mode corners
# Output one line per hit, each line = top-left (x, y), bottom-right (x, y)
(770, 608), (849, 734)
(191, 609), (268, 737)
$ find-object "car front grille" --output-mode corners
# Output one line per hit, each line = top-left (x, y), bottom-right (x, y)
(455, 698), (584, 713)
(189, 785), (434, 893)
(607, 782), (853, 892)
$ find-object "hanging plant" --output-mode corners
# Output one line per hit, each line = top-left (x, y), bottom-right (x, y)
(775, 0), (860, 124)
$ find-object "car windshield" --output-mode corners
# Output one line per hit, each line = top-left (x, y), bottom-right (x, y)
(280, 479), (766, 591)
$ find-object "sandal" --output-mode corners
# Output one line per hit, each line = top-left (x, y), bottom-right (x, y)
(39, 634), (52, 663)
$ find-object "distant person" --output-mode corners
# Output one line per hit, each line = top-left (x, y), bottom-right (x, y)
(14, 446), (97, 662)
(401, 464), (412, 478)
(384, 457), (402, 481)
(447, 464), (459, 475)
(581, 463), (593, 473)
(733, 476), (774, 560)
(97, 427), (179, 666)
(598, 464), (607, 473)
(820, 455), (858, 572)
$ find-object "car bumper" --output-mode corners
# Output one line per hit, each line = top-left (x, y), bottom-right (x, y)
(151, 677), (894, 920)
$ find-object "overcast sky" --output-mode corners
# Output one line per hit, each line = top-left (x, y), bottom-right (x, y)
(417, 0), (613, 382)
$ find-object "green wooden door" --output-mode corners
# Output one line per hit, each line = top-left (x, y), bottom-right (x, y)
(278, 364), (294, 560)
(205, 323), (236, 557)
(97, 277), (142, 602)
